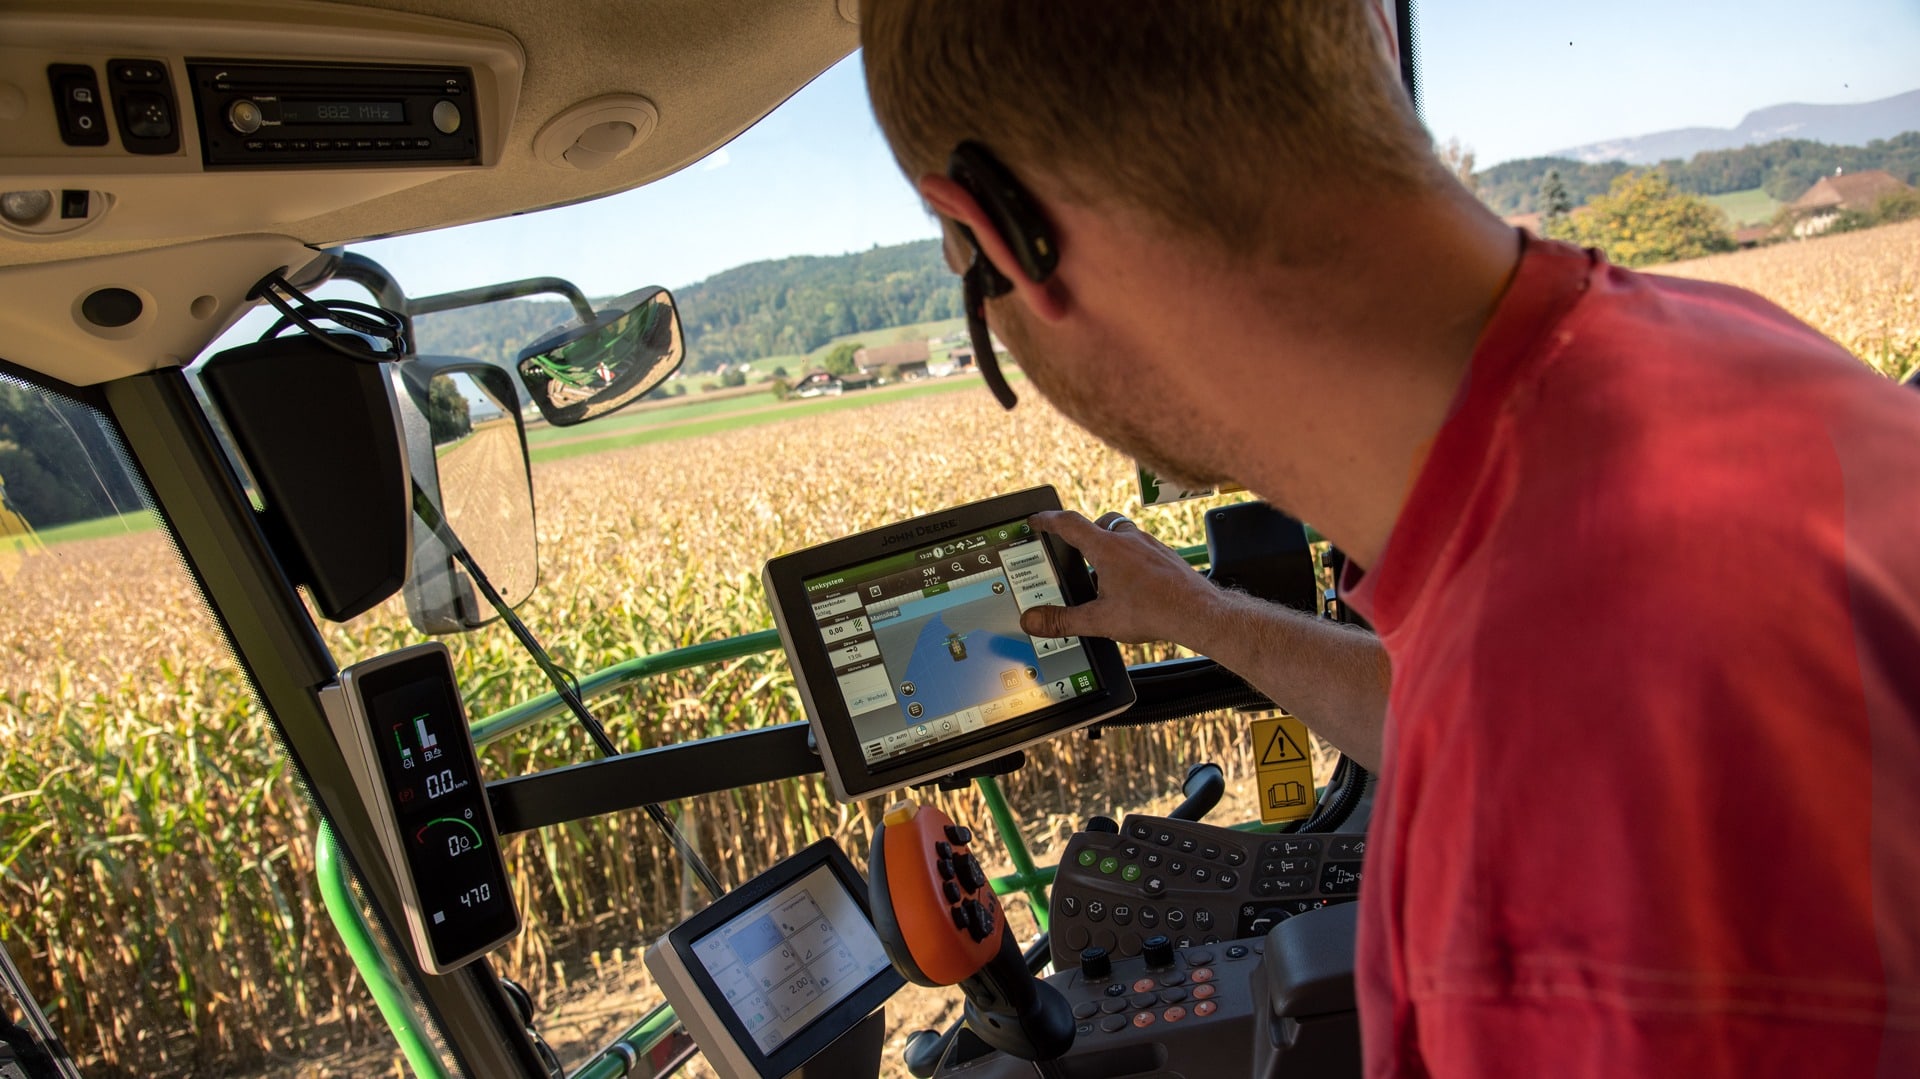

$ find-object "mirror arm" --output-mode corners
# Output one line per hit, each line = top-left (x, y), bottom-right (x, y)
(408, 277), (599, 327)
(410, 482), (727, 901)
(329, 251), (418, 353)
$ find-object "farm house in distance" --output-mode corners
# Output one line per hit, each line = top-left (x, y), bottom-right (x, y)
(1789, 169), (1913, 236)
(853, 339), (934, 381)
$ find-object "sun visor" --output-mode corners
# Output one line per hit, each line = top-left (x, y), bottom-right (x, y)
(199, 334), (410, 621)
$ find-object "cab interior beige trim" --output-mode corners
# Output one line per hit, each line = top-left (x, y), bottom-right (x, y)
(0, 0), (858, 385)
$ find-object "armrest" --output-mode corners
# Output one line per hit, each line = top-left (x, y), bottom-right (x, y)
(1265, 901), (1361, 1018)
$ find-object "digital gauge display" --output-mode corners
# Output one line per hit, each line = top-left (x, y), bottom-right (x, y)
(279, 99), (406, 124)
(333, 645), (519, 973)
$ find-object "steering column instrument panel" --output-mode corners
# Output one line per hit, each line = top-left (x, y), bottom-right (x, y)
(764, 486), (1135, 801)
(321, 643), (519, 973)
(645, 839), (903, 1079)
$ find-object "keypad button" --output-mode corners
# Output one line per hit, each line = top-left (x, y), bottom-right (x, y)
(1104, 983), (1127, 999)
(1076, 1020), (1095, 1037)
(1073, 1001), (1100, 1020)
(1138, 906), (1159, 929)
(1225, 945), (1249, 960)
(1159, 972), (1187, 986)
(1100, 997), (1128, 1014)
(1192, 983), (1217, 1000)
(1060, 895), (1080, 917)
(937, 841), (954, 859)
(1175, 934), (1194, 948)
(1321, 862), (1363, 895)
(1162, 1005), (1187, 1023)
(1132, 978), (1157, 994)
(1132, 1011), (1156, 1029)
(1112, 904), (1132, 926)
(1100, 1014), (1128, 1033)
(1276, 876), (1312, 895)
(1121, 844), (1142, 859)
(1165, 909), (1187, 929)
(1178, 838), (1197, 854)
(946, 824), (973, 846)
(1225, 849), (1246, 866)
(1086, 901), (1106, 923)
(1155, 831), (1175, 846)
(1330, 836), (1367, 858)
(1194, 1000), (1218, 1017)
(1121, 864), (1143, 883)
(1194, 909), (1215, 932)
(1130, 992), (1157, 1010)
(1143, 876), (1167, 898)
(1201, 844), (1221, 860)
(1076, 849), (1097, 867)
(1191, 967), (1215, 984)
(1167, 861), (1186, 877)
(943, 881), (961, 903)
(1129, 822), (1153, 841)
(1099, 856), (1119, 875)
(1191, 867), (1211, 884)
(1216, 870), (1239, 888)
(1145, 853), (1163, 868)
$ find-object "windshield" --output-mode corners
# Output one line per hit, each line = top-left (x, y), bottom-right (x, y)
(6, 5), (1916, 1076)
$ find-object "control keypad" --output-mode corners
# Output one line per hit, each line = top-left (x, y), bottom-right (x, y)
(1051, 813), (1364, 968)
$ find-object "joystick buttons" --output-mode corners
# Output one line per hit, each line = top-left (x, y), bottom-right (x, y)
(1143, 935), (1176, 969)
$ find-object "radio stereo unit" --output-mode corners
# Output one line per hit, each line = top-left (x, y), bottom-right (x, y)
(188, 60), (481, 168)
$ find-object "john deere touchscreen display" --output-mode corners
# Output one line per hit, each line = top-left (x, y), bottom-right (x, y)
(804, 518), (1093, 764)
(764, 487), (1134, 801)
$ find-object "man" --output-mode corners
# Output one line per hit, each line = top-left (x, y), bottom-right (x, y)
(861, 2), (1920, 1075)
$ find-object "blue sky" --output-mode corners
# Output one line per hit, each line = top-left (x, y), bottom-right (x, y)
(344, 1), (1920, 301)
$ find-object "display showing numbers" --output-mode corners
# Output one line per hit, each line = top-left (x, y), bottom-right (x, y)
(459, 883), (491, 908)
(424, 768), (456, 799)
(448, 832), (475, 857)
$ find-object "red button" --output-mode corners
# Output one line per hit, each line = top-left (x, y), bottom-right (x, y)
(1132, 1011), (1156, 1028)
(1163, 1005), (1187, 1023)
(1192, 983), (1216, 999)
(1191, 967), (1215, 983)
(1132, 977), (1157, 993)
(1194, 1000), (1218, 1017)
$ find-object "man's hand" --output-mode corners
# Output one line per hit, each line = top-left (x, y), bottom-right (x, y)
(1019, 509), (1221, 649)
(1021, 506), (1391, 769)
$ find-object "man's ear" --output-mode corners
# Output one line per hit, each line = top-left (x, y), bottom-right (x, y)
(916, 173), (1069, 323)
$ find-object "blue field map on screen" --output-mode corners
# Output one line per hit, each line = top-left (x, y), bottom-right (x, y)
(871, 578), (1039, 725)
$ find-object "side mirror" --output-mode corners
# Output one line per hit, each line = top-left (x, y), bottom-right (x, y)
(394, 359), (538, 633)
(515, 286), (685, 426)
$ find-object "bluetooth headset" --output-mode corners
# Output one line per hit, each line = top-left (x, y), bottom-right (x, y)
(947, 140), (1059, 409)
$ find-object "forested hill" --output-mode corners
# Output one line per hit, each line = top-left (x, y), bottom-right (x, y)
(412, 238), (953, 374)
(1476, 132), (1920, 215)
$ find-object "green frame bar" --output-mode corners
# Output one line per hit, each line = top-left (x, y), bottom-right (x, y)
(319, 544), (1216, 1073)
(316, 822), (450, 1079)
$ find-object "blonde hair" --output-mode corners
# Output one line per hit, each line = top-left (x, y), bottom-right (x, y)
(862, 0), (1438, 255)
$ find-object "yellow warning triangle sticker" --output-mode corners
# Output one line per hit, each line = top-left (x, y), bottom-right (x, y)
(1260, 722), (1309, 765)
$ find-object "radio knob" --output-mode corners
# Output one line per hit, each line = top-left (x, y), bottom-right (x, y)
(227, 98), (263, 135)
(431, 99), (461, 135)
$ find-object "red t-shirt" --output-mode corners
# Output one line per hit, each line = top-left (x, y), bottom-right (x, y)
(1342, 235), (1920, 1076)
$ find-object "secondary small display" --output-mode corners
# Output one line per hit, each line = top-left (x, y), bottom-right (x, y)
(802, 517), (1097, 769)
(350, 648), (518, 972)
(278, 99), (406, 124)
(689, 864), (893, 1057)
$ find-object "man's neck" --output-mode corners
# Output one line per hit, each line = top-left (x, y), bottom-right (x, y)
(1146, 187), (1522, 569)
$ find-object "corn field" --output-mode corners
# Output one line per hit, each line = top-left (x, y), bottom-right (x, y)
(2, 221), (1915, 1077)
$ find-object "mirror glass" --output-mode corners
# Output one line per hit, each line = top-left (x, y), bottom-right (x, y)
(515, 286), (685, 426)
(401, 363), (538, 633)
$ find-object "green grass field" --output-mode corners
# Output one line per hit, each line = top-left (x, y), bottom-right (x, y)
(29, 510), (159, 545)
(1705, 188), (1782, 227)
(528, 372), (1018, 463)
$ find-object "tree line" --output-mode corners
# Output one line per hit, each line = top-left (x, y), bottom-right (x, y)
(1476, 132), (1920, 215)
(408, 238), (955, 376)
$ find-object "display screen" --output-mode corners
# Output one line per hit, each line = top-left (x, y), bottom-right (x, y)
(361, 661), (516, 967)
(280, 99), (406, 124)
(689, 864), (893, 1058)
(802, 518), (1098, 769)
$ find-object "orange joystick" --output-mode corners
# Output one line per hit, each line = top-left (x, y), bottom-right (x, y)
(870, 800), (1074, 1065)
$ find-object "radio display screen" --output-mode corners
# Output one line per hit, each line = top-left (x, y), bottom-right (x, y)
(358, 657), (517, 968)
(280, 99), (406, 125)
(801, 516), (1099, 769)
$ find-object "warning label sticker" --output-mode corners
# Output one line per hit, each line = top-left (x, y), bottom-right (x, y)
(1250, 712), (1316, 824)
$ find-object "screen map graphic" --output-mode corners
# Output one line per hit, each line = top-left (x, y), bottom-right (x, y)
(804, 520), (1098, 766)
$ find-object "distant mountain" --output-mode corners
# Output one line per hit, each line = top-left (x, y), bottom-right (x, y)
(1551, 88), (1920, 165)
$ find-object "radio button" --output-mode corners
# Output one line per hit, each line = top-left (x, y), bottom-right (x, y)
(431, 99), (462, 134)
(227, 99), (263, 135)
(374, 138), (394, 150)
